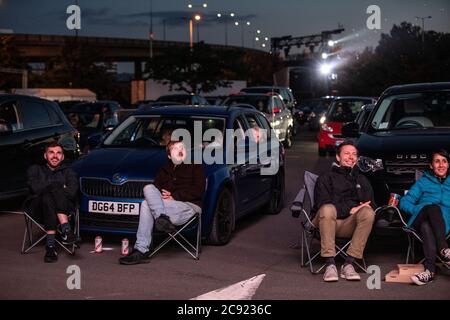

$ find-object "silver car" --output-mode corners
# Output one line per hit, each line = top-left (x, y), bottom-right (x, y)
(221, 93), (294, 148)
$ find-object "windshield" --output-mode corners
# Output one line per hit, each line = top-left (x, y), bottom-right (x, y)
(104, 116), (226, 148)
(67, 111), (102, 129)
(157, 95), (191, 104)
(222, 96), (271, 114)
(371, 92), (450, 131)
(327, 99), (371, 122)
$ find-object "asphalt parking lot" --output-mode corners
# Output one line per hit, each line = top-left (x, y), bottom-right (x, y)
(1, 127), (449, 300)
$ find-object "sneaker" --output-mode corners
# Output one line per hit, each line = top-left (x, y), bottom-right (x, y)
(60, 229), (77, 245)
(440, 248), (450, 266)
(411, 270), (434, 286)
(44, 246), (58, 263)
(119, 249), (151, 265)
(155, 215), (177, 233)
(323, 264), (339, 282)
(340, 264), (361, 281)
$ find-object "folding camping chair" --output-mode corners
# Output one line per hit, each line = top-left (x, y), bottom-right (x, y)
(291, 170), (367, 274)
(21, 197), (80, 255)
(378, 205), (450, 268)
(149, 210), (202, 260)
(376, 170), (450, 269)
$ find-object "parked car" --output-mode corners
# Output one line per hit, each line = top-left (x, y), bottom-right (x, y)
(342, 82), (450, 208)
(57, 100), (89, 113)
(240, 86), (297, 110)
(72, 105), (286, 245)
(156, 94), (209, 106)
(221, 93), (294, 148)
(354, 104), (375, 129)
(241, 86), (298, 135)
(204, 96), (227, 105)
(317, 96), (375, 156)
(0, 94), (79, 200)
(64, 101), (122, 153)
(306, 97), (335, 131)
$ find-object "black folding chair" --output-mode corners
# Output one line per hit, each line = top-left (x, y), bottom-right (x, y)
(149, 211), (202, 260)
(21, 197), (80, 255)
(381, 205), (450, 269)
(291, 170), (367, 274)
(378, 169), (450, 269)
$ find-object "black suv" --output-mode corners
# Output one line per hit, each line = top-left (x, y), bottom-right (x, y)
(342, 82), (450, 207)
(0, 94), (79, 200)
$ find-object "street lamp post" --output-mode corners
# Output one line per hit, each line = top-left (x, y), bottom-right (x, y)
(188, 3), (206, 44)
(235, 20), (251, 48)
(415, 15), (432, 43)
(188, 14), (202, 49)
(217, 12), (235, 46)
(250, 29), (261, 48)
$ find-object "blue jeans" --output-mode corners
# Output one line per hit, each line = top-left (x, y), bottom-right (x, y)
(134, 184), (201, 254)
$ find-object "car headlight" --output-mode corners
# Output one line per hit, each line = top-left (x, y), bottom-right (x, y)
(319, 116), (326, 124)
(321, 123), (333, 132)
(358, 156), (384, 173)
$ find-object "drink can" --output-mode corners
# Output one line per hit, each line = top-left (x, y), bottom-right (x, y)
(95, 236), (103, 253)
(121, 238), (129, 256)
(388, 193), (400, 207)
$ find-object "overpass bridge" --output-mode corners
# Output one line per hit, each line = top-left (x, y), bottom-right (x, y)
(3, 33), (267, 79)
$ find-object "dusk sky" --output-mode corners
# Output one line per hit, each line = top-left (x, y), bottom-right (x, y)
(1, 0), (449, 57)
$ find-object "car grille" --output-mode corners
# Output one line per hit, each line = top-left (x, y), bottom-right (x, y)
(80, 178), (152, 199)
(385, 159), (428, 175)
(80, 212), (139, 230)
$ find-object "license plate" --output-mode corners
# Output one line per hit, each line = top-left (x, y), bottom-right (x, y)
(88, 201), (140, 215)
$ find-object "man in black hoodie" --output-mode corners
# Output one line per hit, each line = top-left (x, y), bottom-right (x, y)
(26, 141), (78, 263)
(312, 140), (375, 282)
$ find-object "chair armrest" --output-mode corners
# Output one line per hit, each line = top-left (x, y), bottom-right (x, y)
(290, 187), (306, 218)
(375, 205), (408, 227)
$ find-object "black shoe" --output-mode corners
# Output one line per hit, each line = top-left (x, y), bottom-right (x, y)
(155, 215), (177, 233)
(44, 246), (58, 263)
(119, 249), (151, 265)
(60, 229), (77, 245)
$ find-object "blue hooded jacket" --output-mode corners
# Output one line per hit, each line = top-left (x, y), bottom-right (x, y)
(399, 171), (450, 234)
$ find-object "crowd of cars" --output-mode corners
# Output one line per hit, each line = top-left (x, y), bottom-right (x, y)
(2, 82), (449, 241)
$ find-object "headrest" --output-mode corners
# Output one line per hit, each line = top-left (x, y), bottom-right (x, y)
(404, 100), (424, 114)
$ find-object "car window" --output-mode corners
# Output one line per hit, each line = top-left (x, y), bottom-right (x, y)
(327, 99), (369, 122)
(371, 92), (450, 131)
(222, 96), (271, 114)
(104, 116), (225, 148)
(46, 103), (63, 125)
(18, 100), (53, 129)
(0, 100), (21, 131)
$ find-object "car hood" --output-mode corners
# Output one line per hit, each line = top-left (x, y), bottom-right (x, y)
(72, 147), (220, 181)
(72, 147), (168, 181)
(357, 130), (450, 158)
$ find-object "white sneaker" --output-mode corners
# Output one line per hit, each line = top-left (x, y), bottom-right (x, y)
(340, 264), (361, 281)
(323, 264), (339, 282)
(411, 270), (434, 286)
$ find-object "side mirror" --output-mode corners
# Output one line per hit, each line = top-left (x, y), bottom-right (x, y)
(0, 120), (13, 136)
(341, 122), (360, 138)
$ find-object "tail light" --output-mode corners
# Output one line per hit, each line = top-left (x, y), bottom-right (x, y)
(273, 107), (281, 114)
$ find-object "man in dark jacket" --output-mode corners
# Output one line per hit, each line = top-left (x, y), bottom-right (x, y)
(312, 140), (375, 282)
(120, 140), (206, 265)
(26, 141), (79, 263)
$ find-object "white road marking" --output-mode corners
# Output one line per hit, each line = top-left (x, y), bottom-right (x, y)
(191, 274), (266, 300)
(0, 211), (24, 215)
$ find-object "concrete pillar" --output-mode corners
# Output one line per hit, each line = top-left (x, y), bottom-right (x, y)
(134, 61), (143, 80)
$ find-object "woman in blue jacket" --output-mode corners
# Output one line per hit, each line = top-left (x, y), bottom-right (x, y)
(399, 149), (450, 285)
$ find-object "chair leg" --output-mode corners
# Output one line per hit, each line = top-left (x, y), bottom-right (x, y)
(406, 235), (412, 264)
(300, 230), (305, 267)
